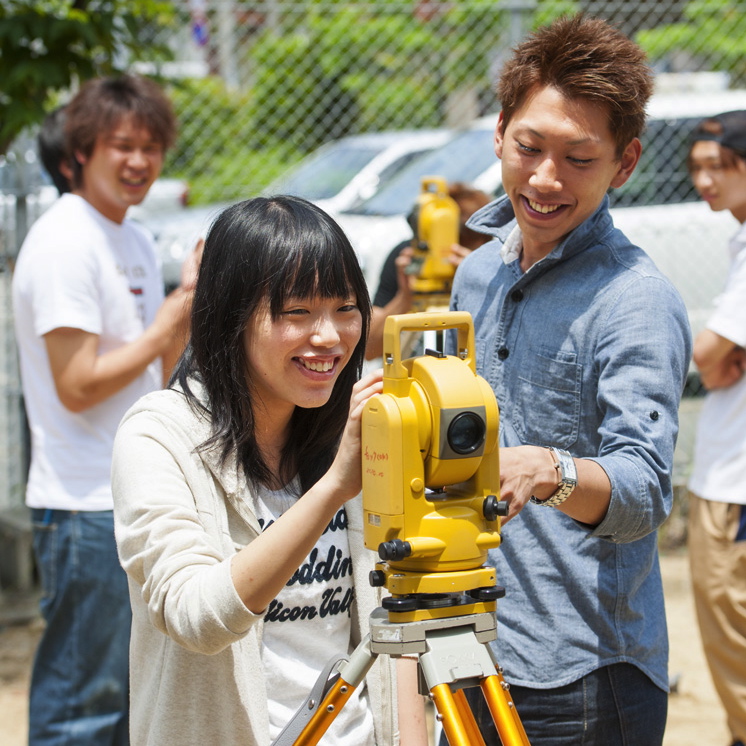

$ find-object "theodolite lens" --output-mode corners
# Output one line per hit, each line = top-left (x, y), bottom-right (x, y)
(447, 411), (486, 455)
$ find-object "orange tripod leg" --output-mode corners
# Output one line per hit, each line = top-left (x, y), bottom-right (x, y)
(481, 673), (531, 746)
(292, 677), (356, 746)
(453, 688), (487, 746)
(431, 683), (487, 746)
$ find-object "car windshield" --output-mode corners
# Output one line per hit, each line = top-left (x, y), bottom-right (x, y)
(271, 144), (386, 200)
(346, 128), (497, 216)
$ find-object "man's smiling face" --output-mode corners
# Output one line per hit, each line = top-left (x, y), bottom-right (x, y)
(75, 113), (164, 224)
(495, 85), (641, 268)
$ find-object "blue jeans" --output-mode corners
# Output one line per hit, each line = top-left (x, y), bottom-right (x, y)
(442, 663), (667, 746)
(29, 509), (131, 746)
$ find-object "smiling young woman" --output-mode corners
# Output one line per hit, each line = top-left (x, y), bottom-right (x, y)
(110, 195), (426, 746)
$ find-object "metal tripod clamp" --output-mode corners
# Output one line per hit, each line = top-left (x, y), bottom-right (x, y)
(271, 654), (346, 746)
(271, 637), (377, 746)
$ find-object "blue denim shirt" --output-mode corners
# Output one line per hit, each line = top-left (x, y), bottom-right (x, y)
(449, 194), (691, 690)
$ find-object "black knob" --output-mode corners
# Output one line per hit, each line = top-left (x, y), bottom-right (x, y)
(378, 539), (412, 561)
(369, 570), (387, 587)
(484, 495), (499, 521)
(484, 496), (509, 520)
(467, 586), (506, 601)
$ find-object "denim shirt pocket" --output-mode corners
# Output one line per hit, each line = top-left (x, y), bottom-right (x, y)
(513, 346), (582, 449)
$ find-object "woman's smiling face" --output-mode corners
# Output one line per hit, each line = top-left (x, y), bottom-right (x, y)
(243, 293), (363, 419)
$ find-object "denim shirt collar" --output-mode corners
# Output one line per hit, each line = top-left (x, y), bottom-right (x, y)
(466, 192), (615, 280)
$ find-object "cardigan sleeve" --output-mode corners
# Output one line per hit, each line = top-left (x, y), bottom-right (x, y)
(112, 403), (261, 655)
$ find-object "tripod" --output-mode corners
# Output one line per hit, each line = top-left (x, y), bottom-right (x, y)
(273, 597), (530, 746)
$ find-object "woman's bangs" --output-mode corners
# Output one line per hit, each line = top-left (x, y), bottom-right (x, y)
(270, 232), (358, 313)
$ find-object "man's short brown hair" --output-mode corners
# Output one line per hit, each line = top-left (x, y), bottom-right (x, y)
(65, 74), (177, 188)
(497, 14), (653, 157)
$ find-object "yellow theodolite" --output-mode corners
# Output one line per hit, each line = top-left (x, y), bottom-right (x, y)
(273, 313), (530, 746)
(362, 311), (503, 620)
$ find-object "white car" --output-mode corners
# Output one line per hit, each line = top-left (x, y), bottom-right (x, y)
(144, 201), (229, 291)
(335, 87), (746, 349)
(148, 129), (452, 289)
(264, 129), (452, 214)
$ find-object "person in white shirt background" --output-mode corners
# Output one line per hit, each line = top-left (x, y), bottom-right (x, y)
(687, 109), (746, 746)
(12, 74), (194, 745)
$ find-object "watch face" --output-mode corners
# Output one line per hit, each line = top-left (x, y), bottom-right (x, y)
(532, 448), (577, 506)
(555, 449), (578, 483)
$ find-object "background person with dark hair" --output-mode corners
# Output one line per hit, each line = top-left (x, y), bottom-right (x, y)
(687, 110), (746, 746)
(12, 75), (194, 745)
(37, 105), (73, 196)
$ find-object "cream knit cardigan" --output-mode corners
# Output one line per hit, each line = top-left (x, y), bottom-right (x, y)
(112, 386), (398, 746)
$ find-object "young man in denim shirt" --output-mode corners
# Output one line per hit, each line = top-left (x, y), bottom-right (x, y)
(448, 15), (691, 745)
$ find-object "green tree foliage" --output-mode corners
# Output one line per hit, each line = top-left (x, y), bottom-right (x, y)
(166, 76), (287, 204)
(0, 0), (175, 153)
(248, 3), (513, 155)
(636, 0), (746, 86)
(246, 0), (572, 157)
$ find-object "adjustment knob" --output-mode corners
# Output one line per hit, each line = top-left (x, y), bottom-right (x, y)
(369, 570), (387, 587)
(483, 495), (499, 521)
(467, 586), (506, 601)
(378, 539), (412, 561)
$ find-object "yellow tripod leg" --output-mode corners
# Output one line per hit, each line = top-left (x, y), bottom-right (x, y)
(453, 688), (487, 746)
(431, 683), (485, 746)
(481, 673), (531, 746)
(292, 677), (356, 746)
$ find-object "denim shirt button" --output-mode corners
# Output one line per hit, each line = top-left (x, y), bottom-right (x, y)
(497, 346), (510, 360)
(511, 289), (524, 302)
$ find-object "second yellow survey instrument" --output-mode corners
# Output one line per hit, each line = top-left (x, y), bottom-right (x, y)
(407, 176), (460, 311)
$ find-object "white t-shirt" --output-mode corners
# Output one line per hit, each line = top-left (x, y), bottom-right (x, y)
(12, 194), (164, 511)
(689, 222), (746, 505)
(255, 482), (375, 745)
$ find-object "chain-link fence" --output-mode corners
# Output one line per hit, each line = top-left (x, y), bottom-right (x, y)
(142, 1), (746, 202)
(1, 1), (745, 576)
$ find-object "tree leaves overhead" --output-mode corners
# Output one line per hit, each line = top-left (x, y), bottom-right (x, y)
(0, 0), (175, 153)
(637, 0), (746, 85)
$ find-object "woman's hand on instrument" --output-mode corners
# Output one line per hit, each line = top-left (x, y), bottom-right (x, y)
(326, 369), (383, 502)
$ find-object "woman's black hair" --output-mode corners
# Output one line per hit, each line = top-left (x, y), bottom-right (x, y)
(173, 195), (371, 493)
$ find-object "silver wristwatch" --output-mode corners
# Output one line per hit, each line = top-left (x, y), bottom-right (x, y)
(529, 447), (577, 507)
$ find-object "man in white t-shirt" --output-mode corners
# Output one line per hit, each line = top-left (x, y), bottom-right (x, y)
(12, 75), (194, 746)
(687, 110), (746, 746)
